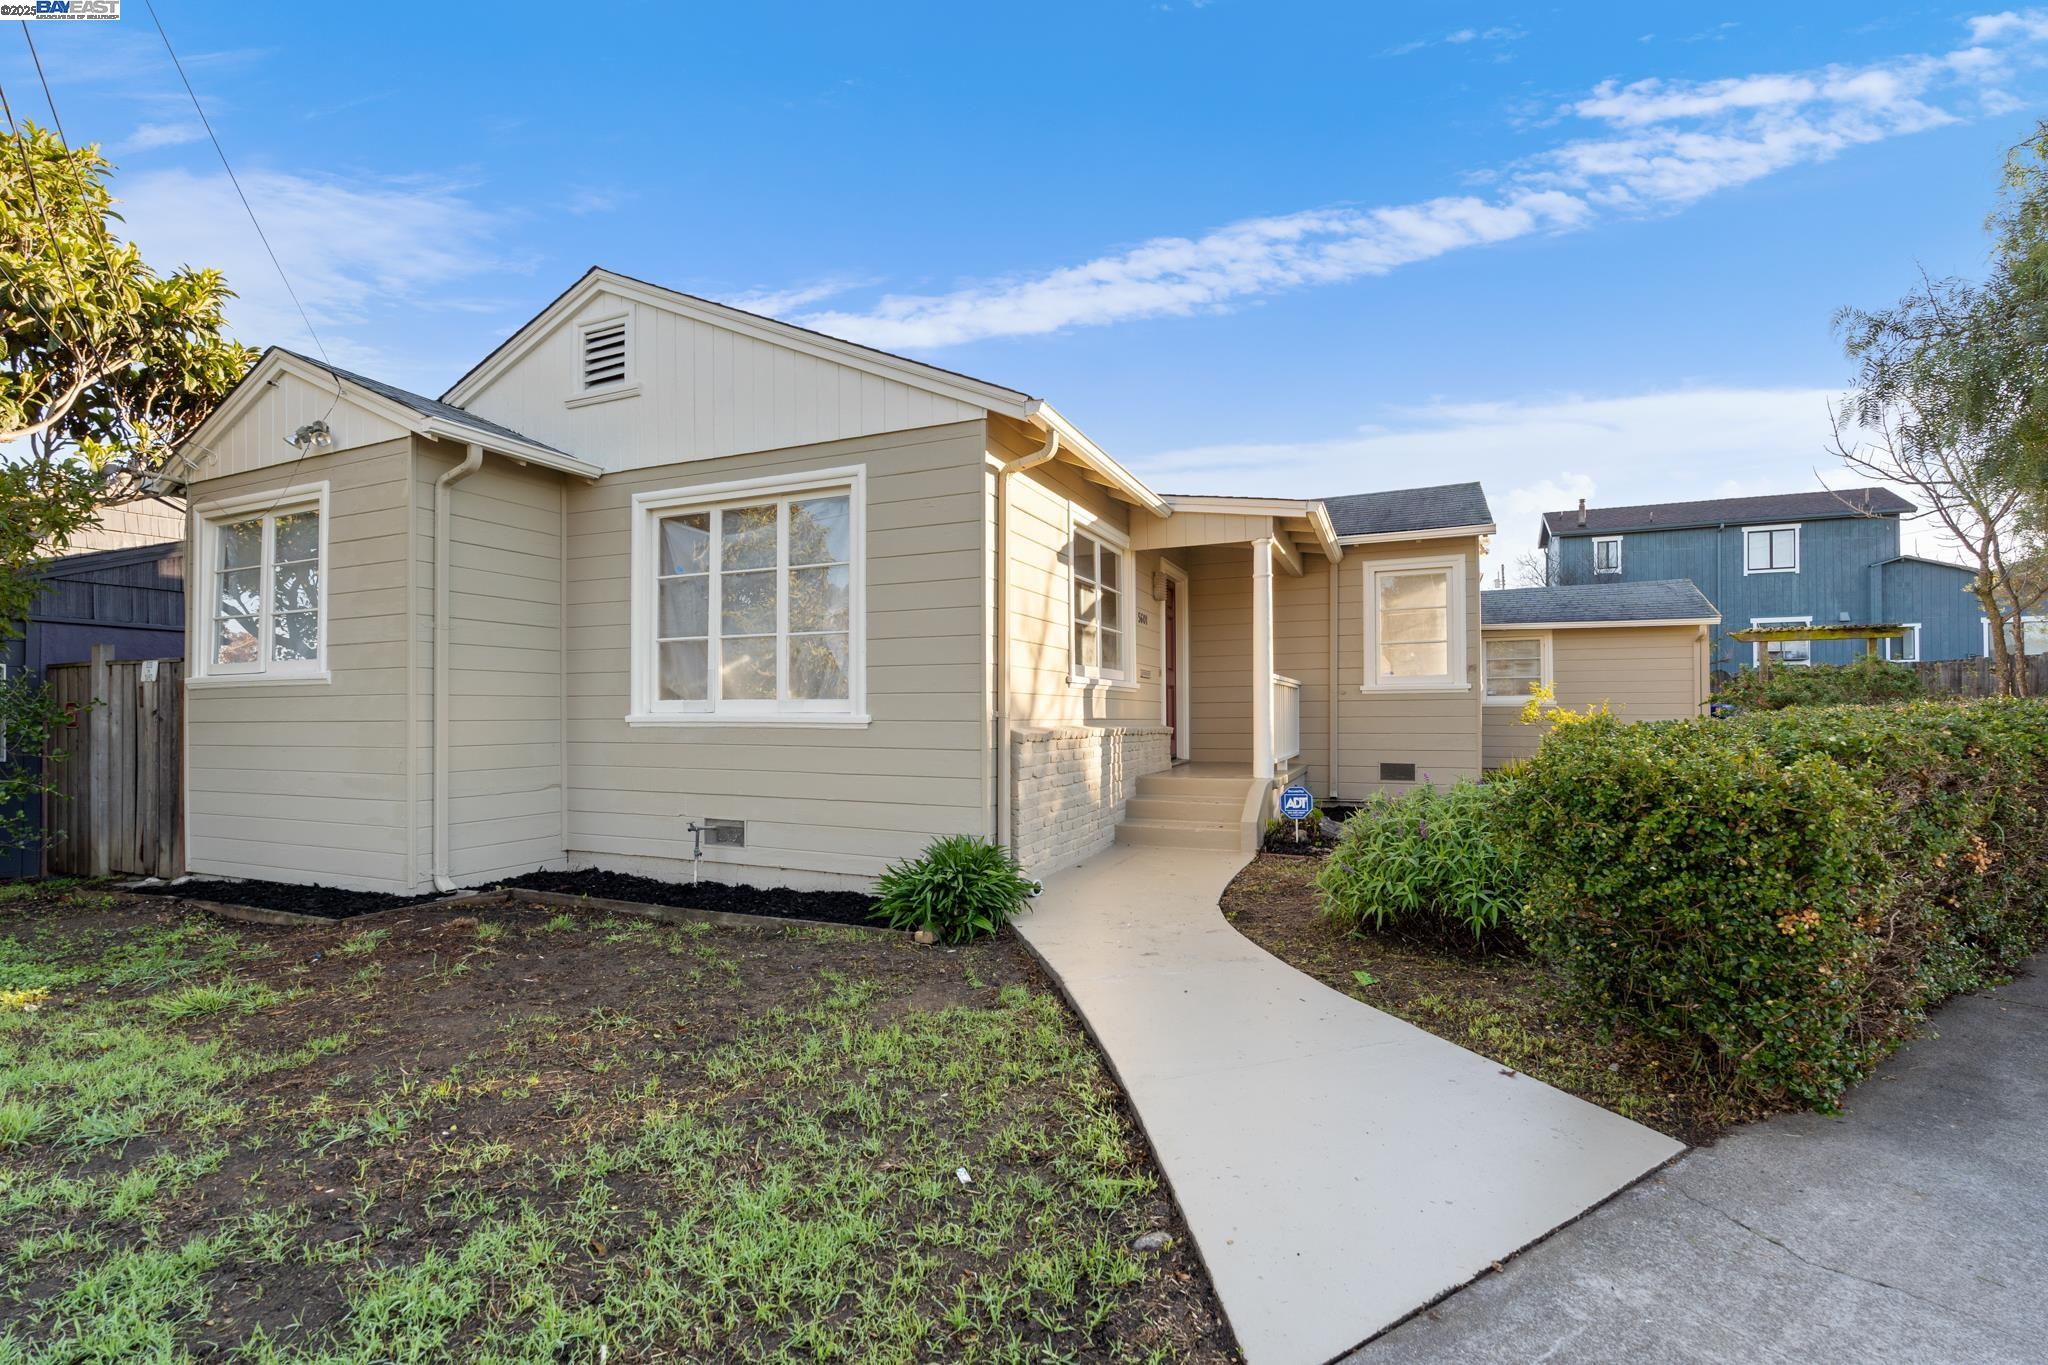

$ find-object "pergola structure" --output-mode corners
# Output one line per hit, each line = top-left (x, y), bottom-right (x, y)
(1728, 623), (1912, 678)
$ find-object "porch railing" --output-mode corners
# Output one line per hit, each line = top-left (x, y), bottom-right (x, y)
(1272, 673), (1301, 765)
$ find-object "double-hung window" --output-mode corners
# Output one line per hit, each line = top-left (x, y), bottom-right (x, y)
(1364, 557), (1467, 690)
(192, 484), (328, 682)
(1069, 523), (1130, 684)
(630, 468), (866, 724)
(1482, 635), (1549, 703)
(1592, 536), (1622, 575)
(1744, 524), (1799, 574)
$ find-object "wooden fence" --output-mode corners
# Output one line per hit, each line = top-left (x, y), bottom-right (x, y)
(1910, 655), (2048, 698)
(44, 646), (183, 878)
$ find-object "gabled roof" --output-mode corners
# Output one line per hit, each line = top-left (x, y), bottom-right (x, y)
(1540, 487), (1912, 543)
(1482, 579), (1720, 628)
(1878, 553), (1977, 575)
(274, 350), (577, 459)
(1322, 482), (1494, 541)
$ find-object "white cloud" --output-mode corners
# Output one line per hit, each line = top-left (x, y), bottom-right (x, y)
(721, 276), (876, 317)
(795, 13), (2046, 350)
(117, 122), (205, 154)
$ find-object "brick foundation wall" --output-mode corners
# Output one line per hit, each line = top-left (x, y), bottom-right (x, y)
(1011, 724), (1171, 877)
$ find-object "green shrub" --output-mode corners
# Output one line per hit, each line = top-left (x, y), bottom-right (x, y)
(1715, 653), (1924, 711)
(1315, 781), (1528, 938)
(869, 835), (1036, 944)
(1509, 700), (2048, 1110)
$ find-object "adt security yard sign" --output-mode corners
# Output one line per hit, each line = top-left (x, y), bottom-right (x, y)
(1279, 786), (1314, 821)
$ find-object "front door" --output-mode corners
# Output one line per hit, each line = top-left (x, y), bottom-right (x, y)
(1164, 579), (1180, 760)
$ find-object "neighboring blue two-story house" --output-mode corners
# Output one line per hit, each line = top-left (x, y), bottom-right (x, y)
(1538, 488), (1983, 671)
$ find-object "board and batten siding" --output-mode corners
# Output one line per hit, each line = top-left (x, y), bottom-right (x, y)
(562, 421), (992, 888)
(413, 440), (569, 887)
(1481, 624), (1711, 768)
(457, 289), (985, 476)
(191, 368), (412, 481)
(183, 438), (416, 892)
(1334, 537), (1485, 798)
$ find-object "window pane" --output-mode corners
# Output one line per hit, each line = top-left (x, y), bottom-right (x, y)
(1098, 546), (1120, 591)
(1772, 529), (1796, 566)
(722, 505), (777, 571)
(216, 567), (261, 617)
(273, 563), (319, 614)
(274, 511), (319, 563)
(1075, 622), (1097, 671)
(1746, 532), (1767, 569)
(789, 633), (850, 700)
(660, 513), (710, 575)
(214, 616), (258, 666)
(720, 636), (776, 699)
(1380, 572), (1447, 611)
(272, 610), (319, 662)
(218, 519), (261, 570)
(658, 640), (708, 701)
(1075, 580), (1098, 625)
(1382, 641), (1449, 678)
(658, 575), (708, 638)
(788, 565), (849, 633)
(1382, 606), (1447, 645)
(1101, 627), (1123, 673)
(721, 568), (777, 635)
(1068, 531), (1095, 583)
(1099, 587), (1120, 632)
(789, 496), (850, 566)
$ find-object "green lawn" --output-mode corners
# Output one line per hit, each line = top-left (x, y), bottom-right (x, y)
(0, 883), (1233, 1362)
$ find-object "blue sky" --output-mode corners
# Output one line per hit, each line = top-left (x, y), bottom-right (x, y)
(12, 2), (2047, 566)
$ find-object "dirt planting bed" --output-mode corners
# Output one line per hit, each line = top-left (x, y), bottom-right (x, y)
(496, 867), (879, 929)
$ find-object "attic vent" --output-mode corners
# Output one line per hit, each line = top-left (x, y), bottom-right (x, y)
(1379, 762), (1417, 782)
(581, 319), (627, 389)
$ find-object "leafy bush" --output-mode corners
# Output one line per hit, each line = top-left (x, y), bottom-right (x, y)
(1714, 653), (1924, 711)
(1315, 781), (1528, 937)
(870, 835), (1037, 944)
(1509, 700), (2048, 1110)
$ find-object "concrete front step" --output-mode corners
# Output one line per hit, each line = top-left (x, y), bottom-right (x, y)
(1124, 794), (1243, 824)
(1116, 817), (1243, 850)
(1135, 771), (1251, 800)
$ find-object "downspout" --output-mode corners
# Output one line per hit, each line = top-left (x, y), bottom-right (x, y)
(1327, 551), (1340, 801)
(431, 443), (485, 893)
(994, 429), (1060, 854)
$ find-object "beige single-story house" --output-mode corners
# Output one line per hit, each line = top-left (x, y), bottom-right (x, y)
(1477, 580), (1721, 770)
(173, 267), (1717, 894)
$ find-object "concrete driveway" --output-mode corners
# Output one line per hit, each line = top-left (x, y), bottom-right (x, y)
(1014, 844), (1682, 1365)
(1351, 960), (2048, 1364)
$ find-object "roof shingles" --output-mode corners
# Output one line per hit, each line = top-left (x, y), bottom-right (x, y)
(275, 348), (570, 456)
(1482, 579), (1720, 626)
(1541, 487), (1912, 540)
(1322, 482), (1494, 539)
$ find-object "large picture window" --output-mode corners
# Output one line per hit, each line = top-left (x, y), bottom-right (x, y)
(1069, 525), (1130, 684)
(630, 468), (866, 725)
(1363, 556), (1467, 691)
(191, 484), (328, 683)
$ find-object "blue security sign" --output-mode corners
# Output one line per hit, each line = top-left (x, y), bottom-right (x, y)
(1278, 785), (1314, 820)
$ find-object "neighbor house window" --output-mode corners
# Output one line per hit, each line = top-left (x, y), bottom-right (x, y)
(629, 467), (867, 725)
(1364, 557), (1467, 690)
(1752, 615), (1813, 667)
(1982, 616), (2048, 656)
(1744, 523), (1800, 574)
(1482, 635), (1549, 704)
(192, 484), (328, 682)
(1886, 624), (1921, 663)
(1592, 536), (1622, 575)
(1069, 520), (1132, 684)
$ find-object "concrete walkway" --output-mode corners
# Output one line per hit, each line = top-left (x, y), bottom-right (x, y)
(1014, 844), (1682, 1365)
(1350, 959), (2048, 1364)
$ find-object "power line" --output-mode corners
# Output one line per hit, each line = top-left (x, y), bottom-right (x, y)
(19, 23), (65, 145)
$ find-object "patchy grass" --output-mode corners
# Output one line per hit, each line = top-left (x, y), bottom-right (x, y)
(1223, 856), (1770, 1145)
(0, 884), (1232, 1361)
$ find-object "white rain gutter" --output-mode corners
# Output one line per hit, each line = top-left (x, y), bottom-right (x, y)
(994, 429), (1061, 853)
(431, 443), (485, 892)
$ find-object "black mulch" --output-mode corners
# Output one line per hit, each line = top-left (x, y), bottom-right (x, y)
(129, 878), (449, 919)
(494, 868), (881, 929)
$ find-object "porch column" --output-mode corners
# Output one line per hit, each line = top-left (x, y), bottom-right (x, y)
(1251, 537), (1274, 779)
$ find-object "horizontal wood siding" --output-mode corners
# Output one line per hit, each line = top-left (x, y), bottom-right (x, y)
(562, 422), (991, 885)
(184, 439), (415, 892)
(1481, 625), (1709, 768)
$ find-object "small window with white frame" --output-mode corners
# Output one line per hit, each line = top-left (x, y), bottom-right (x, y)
(1482, 634), (1550, 704)
(1364, 556), (1467, 690)
(1069, 517), (1131, 684)
(1751, 615), (1813, 667)
(628, 467), (866, 724)
(1885, 624), (1921, 663)
(1592, 536), (1622, 575)
(192, 484), (329, 682)
(1744, 523), (1800, 574)
(1982, 615), (2048, 657)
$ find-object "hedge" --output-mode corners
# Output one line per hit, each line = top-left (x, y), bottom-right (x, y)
(1507, 699), (2048, 1110)
(1713, 653), (1924, 711)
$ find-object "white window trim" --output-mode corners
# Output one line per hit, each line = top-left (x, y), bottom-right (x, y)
(1481, 632), (1554, 706)
(188, 482), (331, 687)
(1886, 623), (1922, 663)
(1751, 615), (1814, 667)
(1067, 507), (1137, 690)
(1361, 553), (1470, 693)
(1592, 536), (1623, 576)
(625, 465), (869, 728)
(1743, 522), (1800, 575)
(567, 310), (639, 407)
